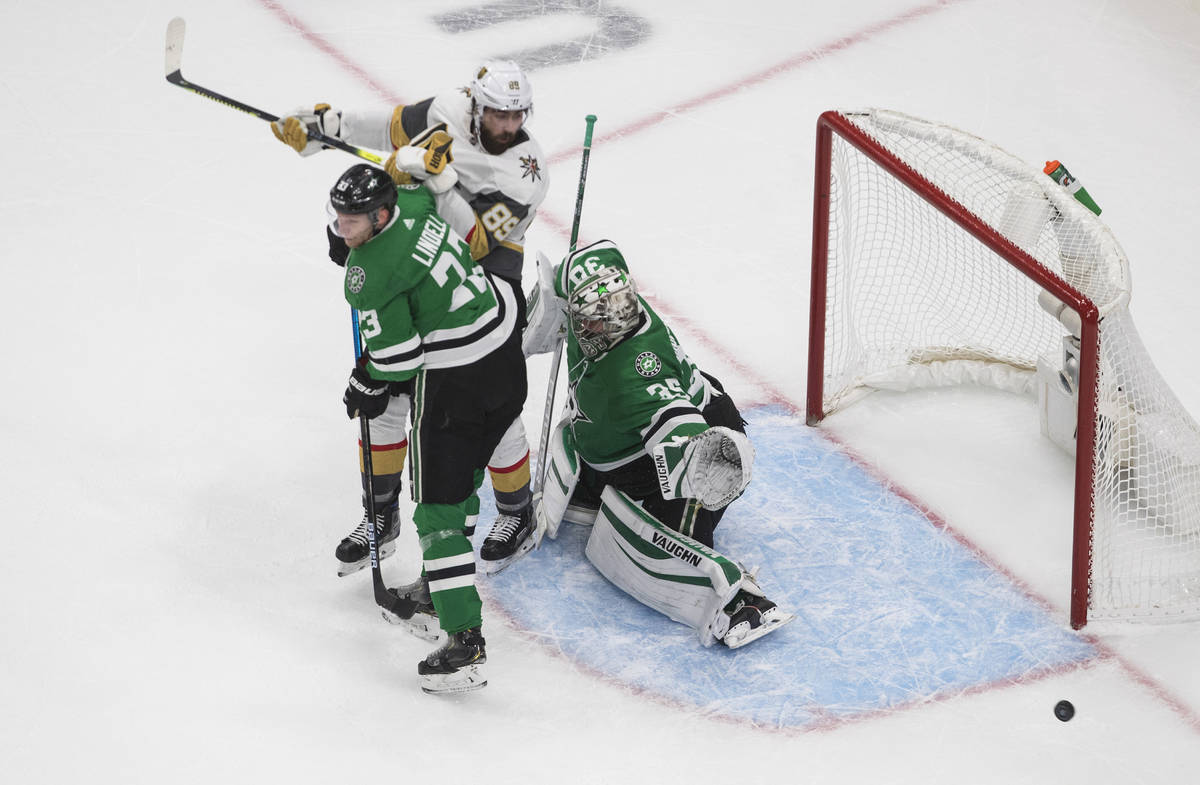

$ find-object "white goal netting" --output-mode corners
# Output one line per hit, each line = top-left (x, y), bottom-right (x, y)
(817, 108), (1200, 624)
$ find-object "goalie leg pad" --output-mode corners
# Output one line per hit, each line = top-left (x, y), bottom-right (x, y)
(585, 486), (748, 646)
(534, 418), (582, 541)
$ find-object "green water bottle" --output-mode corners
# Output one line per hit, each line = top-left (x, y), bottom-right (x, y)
(1043, 160), (1102, 216)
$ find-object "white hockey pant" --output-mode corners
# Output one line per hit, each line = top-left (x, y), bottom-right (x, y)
(368, 393), (410, 444)
(489, 415), (530, 471)
(367, 382), (526, 474)
(362, 393), (411, 506)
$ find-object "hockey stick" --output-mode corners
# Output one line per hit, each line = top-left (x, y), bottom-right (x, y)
(534, 115), (597, 496)
(350, 308), (397, 610)
(164, 17), (383, 165)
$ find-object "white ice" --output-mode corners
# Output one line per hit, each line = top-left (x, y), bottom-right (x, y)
(3, 0), (1200, 782)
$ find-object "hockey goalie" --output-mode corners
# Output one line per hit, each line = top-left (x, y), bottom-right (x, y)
(524, 239), (794, 648)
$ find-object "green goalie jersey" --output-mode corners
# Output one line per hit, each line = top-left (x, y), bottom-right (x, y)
(554, 241), (716, 470)
(343, 184), (518, 380)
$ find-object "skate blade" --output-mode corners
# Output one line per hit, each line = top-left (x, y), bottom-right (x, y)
(336, 541), (397, 577)
(723, 609), (796, 649)
(420, 665), (487, 695)
(381, 609), (442, 642)
(478, 537), (536, 576)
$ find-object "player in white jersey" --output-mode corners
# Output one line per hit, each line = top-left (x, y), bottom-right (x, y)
(273, 62), (549, 577)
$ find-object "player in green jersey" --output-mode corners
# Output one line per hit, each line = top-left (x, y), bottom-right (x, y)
(524, 240), (793, 648)
(331, 164), (526, 693)
(274, 62), (546, 577)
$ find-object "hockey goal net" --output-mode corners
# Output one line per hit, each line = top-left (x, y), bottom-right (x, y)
(807, 108), (1200, 628)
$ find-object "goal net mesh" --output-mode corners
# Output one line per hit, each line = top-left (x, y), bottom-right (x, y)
(819, 109), (1200, 622)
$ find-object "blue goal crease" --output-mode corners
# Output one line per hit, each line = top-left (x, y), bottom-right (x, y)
(477, 405), (1095, 730)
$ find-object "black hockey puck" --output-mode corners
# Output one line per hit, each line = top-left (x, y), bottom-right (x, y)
(1054, 699), (1075, 722)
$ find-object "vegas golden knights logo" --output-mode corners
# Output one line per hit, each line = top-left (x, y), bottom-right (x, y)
(520, 155), (542, 182)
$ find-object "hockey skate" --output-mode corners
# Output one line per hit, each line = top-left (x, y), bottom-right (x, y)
(335, 502), (400, 577)
(720, 590), (795, 649)
(418, 626), (487, 694)
(380, 575), (440, 642)
(478, 506), (536, 575)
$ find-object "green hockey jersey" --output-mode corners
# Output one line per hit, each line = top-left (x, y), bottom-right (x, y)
(554, 241), (714, 470)
(343, 184), (517, 380)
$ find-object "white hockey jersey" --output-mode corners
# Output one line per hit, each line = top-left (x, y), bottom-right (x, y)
(343, 88), (549, 282)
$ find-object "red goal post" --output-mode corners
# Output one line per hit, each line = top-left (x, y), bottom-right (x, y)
(806, 109), (1200, 629)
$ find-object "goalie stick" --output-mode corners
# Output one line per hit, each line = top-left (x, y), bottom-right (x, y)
(534, 115), (597, 496)
(163, 17), (383, 164)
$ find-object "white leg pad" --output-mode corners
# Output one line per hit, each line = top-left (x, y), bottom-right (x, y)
(534, 418), (581, 540)
(585, 485), (747, 646)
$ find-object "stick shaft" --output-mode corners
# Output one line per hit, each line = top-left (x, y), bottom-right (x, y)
(535, 115), (597, 493)
(352, 308), (392, 606)
(163, 17), (382, 164)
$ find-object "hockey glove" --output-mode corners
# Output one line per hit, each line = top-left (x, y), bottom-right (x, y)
(327, 226), (349, 267)
(410, 123), (455, 173)
(271, 103), (343, 156)
(384, 123), (459, 193)
(344, 366), (390, 420)
(652, 426), (755, 510)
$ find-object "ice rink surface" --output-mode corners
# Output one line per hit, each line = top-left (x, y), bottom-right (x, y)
(3, 0), (1200, 782)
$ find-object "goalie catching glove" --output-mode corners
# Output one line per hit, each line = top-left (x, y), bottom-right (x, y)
(652, 426), (754, 510)
(271, 103), (343, 157)
(384, 123), (458, 194)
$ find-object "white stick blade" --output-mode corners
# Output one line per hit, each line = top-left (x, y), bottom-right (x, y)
(165, 17), (186, 77)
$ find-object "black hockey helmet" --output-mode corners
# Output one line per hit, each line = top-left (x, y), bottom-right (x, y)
(329, 164), (396, 215)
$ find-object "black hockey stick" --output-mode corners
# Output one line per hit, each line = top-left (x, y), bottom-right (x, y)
(534, 115), (597, 496)
(164, 17), (383, 164)
(350, 308), (411, 614)
(359, 406), (391, 607)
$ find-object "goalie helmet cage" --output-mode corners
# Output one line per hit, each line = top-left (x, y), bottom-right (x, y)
(806, 108), (1200, 629)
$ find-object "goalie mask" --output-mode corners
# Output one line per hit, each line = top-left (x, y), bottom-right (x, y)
(563, 241), (642, 359)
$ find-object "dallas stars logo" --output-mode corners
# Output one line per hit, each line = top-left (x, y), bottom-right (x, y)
(520, 154), (543, 182)
(635, 351), (661, 378)
(347, 266), (366, 294)
(566, 375), (593, 424)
